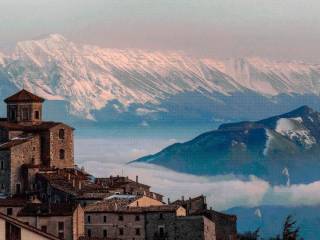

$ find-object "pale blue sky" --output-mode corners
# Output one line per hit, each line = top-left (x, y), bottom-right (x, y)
(0, 0), (320, 60)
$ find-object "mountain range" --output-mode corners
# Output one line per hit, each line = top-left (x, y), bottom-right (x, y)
(1, 34), (320, 123)
(133, 106), (320, 184)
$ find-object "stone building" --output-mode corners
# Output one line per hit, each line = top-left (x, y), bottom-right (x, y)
(96, 175), (163, 202)
(16, 203), (84, 240)
(0, 212), (60, 240)
(173, 195), (237, 240)
(84, 199), (187, 240)
(0, 89), (75, 197)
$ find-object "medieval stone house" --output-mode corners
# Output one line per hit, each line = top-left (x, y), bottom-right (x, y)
(0, 89), (74, 196)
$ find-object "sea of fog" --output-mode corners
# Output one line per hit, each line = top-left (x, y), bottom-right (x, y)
(74, 123), (320, 211)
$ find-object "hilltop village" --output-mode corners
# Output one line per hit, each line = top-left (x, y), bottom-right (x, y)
(0, 89), (237, 240)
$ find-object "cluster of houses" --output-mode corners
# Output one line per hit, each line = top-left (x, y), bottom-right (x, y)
(0, 89), (237, 240)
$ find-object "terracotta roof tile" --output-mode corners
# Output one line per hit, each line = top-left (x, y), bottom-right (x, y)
(4, 89), (45, 103)
(17, 203), (77, 217)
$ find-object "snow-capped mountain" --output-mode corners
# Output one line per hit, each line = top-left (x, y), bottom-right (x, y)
(1, 34), (320, 122)
(133, 106), (320, 184)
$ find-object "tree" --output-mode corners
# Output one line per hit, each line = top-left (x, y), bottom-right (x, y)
(238, 228), (260, 240)
(282, 215), (300, 240)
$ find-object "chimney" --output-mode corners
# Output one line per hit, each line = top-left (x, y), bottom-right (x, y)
(168, 198), (170, 204)
(72, 179), (75, 188)
(136, 176), (139, 183)
(181, 196), (184, 202)
(78, 180), (82, 190)
(68, 173), (71, 181)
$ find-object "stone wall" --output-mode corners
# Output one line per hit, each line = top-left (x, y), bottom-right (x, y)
(85, 212), (145, 240)
(175, 216), (216, 240)
(48, 124), (74, 169)
(0, 151), (11, 194)
(18, 215), (73, 240)
(10, 135), (41, 195)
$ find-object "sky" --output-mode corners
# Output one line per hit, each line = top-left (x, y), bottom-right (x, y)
(0, 0), (320, 60)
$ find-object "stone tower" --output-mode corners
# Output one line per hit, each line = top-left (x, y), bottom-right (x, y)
(4, 89), (45, 125)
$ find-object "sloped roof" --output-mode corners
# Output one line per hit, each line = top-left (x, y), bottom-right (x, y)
(0, 212), (60, 240)
(0, 136), (34, 150)
(17, 203), (77, 217)
(0, 121), (73, 131)
(0, 198), (28, 207)
(4, 89), (45, 103)
(85, 199), (181, 213)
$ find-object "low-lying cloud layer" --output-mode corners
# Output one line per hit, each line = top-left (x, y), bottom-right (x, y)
(75, 137), (320, 210)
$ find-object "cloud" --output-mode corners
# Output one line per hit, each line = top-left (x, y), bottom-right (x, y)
(76, 137), (320, 211)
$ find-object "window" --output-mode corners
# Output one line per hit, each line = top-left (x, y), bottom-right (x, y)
(59, 149), (65, 160)
(87, 229), (92, 237)
(119, 228), (124, 236)
(59, 129), (65, 139)
(159, 213), (164, 220)
(58, 222), (64, 231)
(103, 215), (107, 223)
(58, 232), (64, 239)
(16, 184), (21, 194)
(87, 215), (91, 223)
(9, 109), (16, 121)
(135, 215), (140, 221)
(159, 226), (165, 237)
(1, 184), (5, 191)
(103, 229), (107, 238)
(34, 111), (40, 120)
(0, 160), (3, 170)
(6, 208), (12, 216)
(41, 225), (47, 233)
(22, 108), (29, 121)
(135, 228), (141, 236)
(118, 215), (123, 221)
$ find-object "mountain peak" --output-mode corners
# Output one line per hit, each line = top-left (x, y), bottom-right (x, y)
(288, 105), (315, 115)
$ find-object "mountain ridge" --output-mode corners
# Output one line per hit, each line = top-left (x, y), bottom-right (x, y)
(132, 106), (320, 184)
(1, 34), (320, 122)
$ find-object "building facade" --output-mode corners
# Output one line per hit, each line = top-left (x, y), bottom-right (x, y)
(0, 89), (74, 196)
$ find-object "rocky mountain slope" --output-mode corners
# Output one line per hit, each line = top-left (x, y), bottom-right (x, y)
(133, 106), (320, 184)
(1, 35), (320, 122)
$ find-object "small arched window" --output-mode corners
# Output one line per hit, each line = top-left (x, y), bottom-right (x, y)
(59, 129), (65, 139)
(59, 149), (65, 160)
(34, 111), (40, 120)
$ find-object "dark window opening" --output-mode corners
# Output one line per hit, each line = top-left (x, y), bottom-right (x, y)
(0, 161), (4, 170)
(58, 232), (64, 239)
(103, 229), (107, 237)
(135, 215), (140, 221)
(159, 227), (165, 237)
(7, 208), (13, 216)
(119, 228), (124, 235)
(16, 184), (21, 194)
(118, 215), (123, 221)
(87, 229), (92, 237)
(22, 108), (29, 121)
(59, 129), (65, 139)
(58, 221), (64, 231)
(41, 225), (47, 233)
(59, 149), (65, 160)
(34, 111), (40, 120)
(103, 215), (107, 223)
(6, 222), (21, 240)
(159, 213), (164, 220)
(87, 215), (91, 223)
(9, 108), (16, 121)
(135, 228), (141, 236)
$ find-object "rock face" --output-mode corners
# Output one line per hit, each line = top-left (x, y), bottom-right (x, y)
(133, 106), (320, 184)
(2, 35), (320, 122)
